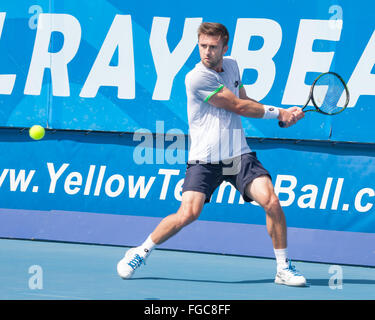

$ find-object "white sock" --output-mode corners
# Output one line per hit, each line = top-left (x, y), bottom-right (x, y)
(274, 248), (289, 271)
(139, 234), (156, 257)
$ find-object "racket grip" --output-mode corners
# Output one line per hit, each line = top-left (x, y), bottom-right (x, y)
(278, 121), (286, 128)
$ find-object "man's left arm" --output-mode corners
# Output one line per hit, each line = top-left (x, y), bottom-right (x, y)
(239, 86), (257, 102)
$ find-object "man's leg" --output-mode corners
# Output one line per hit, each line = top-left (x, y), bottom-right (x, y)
(150, 191), (206, 244)
(117, 191), (206, 279)
(245, 175), (306, 286)
(245, 175), (287, 249)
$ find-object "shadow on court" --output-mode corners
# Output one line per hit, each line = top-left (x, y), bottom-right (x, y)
(307, 278), (375, 286)
(131, 277), (275, 284)
(131, 276), (375, 288)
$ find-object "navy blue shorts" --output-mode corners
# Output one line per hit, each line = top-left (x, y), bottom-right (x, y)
(182, 152), (271, 203)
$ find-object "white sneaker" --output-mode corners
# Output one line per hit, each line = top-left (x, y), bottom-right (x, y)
(117, 247), (147, 279)
(274, 260), (307, 287)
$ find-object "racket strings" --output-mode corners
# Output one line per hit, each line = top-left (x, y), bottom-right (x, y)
(321, 87), (343, 113)
(313, 74), (348, 115)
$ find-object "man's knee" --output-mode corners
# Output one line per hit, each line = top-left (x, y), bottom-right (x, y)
(176, 205), (200, 227)
(262, 193), (282, 214)
(176, 192), (205, 227)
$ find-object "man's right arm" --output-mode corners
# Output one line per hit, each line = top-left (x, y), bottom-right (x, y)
(208, 85), (302, 127)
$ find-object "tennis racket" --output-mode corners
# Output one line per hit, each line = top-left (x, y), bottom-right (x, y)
(279, 72), (350, 127)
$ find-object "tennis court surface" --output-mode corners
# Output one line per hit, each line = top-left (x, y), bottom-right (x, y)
(1, 238), (374, 300)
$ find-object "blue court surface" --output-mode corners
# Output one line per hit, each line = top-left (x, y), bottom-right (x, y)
(0, 238), (374, 300)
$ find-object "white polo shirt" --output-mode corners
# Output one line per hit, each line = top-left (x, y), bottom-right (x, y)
(185, 56), (251, 163)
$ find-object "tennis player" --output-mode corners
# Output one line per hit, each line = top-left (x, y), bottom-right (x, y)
(117, 22), (306, 286)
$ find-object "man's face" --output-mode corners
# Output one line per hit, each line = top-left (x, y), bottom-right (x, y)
(198, 34), (228, 70)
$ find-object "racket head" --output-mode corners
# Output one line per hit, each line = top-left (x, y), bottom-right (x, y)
(310, 72), (350, 115)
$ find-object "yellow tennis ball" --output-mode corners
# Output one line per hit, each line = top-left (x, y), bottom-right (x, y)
(29, 125), (45, 140)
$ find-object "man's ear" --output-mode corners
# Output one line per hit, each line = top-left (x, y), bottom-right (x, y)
(222, 45), (229, 55)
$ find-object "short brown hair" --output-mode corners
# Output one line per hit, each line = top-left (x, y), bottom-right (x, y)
(197, 22), (229, 46)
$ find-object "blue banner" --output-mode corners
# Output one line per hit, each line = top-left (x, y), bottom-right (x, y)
(0, 129), (374, 234)
(1, 0), (375, 142)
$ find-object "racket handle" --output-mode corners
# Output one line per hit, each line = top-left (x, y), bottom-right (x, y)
(278, 121), (286, 128)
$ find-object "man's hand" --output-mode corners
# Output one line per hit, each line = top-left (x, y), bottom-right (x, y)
(278, 107), (304, 128)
